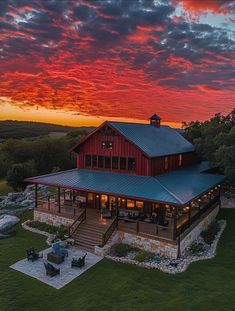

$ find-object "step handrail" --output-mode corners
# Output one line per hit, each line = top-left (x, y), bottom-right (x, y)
(68, 209), (86, 237)
(101, 216), (118, 247)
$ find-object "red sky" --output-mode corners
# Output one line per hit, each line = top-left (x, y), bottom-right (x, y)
(0, 0), (235, 126)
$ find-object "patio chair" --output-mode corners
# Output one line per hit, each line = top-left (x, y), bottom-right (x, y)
(44, 262), (60, 277)
(71, 253), (87, 268)
(26, 247), (41, 262)
(52, 241), (68, 257)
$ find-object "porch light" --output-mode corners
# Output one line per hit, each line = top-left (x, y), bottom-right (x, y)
(186, 206), (190, 210)
(198, 199), (201, 202)
(96, 195), (99, 198)
(218, 185), (221, 187)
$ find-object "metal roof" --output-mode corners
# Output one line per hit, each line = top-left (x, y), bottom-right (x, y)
(109, 122), (195, 157)
(26, 162), (224, 205)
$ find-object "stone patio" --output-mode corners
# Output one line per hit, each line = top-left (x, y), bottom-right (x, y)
(10, 247), (102, 289)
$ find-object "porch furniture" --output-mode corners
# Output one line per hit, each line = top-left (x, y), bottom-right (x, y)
(44, 262), (60, 277)
(52, 241), (69, 257)
(26, 247), (41, 262)
(47, 252), (64, 264)
(71, 253), (87, 268)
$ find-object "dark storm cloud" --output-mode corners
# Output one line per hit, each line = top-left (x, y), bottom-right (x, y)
(0, 0), (234, 91)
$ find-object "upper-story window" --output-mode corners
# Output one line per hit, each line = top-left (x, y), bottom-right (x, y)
(85, 155), (92, 167)
(178, 154), (183, 167)
(164, 157), (168, 170)
(128, 158), (136, 171)
(101, 141), (113, 150)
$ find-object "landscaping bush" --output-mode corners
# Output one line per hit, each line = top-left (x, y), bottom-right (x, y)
(29, 221), (67, 240)
(134, 251), (148, 262)
(189, 242), (205, 255)
(110, 243), (137, 257)
(201, 221), (220, 245)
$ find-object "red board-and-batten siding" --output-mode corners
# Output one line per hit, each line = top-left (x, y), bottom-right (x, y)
(77, 130), (150, 175)
(75, 125), (199, 176)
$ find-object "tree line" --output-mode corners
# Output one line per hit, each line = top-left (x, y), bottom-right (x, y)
(183, 109), (235, 185)
(0, 130), (88, 190)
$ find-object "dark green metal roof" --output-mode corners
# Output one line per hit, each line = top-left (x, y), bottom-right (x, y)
(109, 122), (195, 157)
(26, 162), (224, 205)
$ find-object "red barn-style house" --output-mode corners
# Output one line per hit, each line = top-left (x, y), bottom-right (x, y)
(26, 115), (224, 258)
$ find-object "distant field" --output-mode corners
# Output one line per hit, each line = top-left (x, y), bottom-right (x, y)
(0, 120), (95, 139)
(0, 179), (12, 196)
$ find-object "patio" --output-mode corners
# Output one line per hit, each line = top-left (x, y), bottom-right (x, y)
(10, 246), (102, 289)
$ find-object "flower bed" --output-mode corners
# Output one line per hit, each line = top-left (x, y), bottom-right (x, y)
(22, 220), (68, 245)
(106, 220), (226, 274)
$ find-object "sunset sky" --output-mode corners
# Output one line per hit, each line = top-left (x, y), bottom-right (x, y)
(0, 0), (235, 127)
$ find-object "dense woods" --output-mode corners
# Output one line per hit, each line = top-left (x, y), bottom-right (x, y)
(0, 129), (88, 190)
(183, 109), (235, 185)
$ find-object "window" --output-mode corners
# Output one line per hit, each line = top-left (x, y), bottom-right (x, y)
(98, 156), (104, 168)
(92, 155), (97, 167)
(127, 199), (135, 208)
(101, 141), (113, 150)
(112, 156), (119, 169)
(128, 158), (136, 171)
(178, 154), (183, 166)
(104, 156), (111, 169)
(120, 157), (127, 170)
(85, 155), (92, 167)
(136, 201), (143, 209)
(164, 157), (168, 170)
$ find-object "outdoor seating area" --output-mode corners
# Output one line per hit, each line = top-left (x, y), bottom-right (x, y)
(11, 243), (102, 289)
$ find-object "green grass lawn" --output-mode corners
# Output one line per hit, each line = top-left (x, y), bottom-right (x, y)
(1, 209), (235, 311)
(0, 179), (13, 196)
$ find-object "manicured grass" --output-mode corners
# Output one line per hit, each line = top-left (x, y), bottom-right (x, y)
(0, 179), (13, 196)
(1, 209), (235, 311)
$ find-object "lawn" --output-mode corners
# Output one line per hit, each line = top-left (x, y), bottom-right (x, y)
(1, 209), (235, 311)
(0, 179), (12, 196)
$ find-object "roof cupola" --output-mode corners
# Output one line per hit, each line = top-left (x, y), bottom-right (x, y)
(149, 114), (161, 128)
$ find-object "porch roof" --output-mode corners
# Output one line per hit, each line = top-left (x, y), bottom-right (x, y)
(25, 162), (224, 205)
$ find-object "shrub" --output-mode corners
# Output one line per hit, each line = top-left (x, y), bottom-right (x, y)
(29, 221), (67, 239)
(110, 243), (136, 257)
(201, 221), (220, 245)
(189, 242), (204, 255)
(134, 251), (148, 262)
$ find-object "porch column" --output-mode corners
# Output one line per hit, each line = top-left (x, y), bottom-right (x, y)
(58, 187), (61, 213)
(173, 206), (177, 240)
(188, 203), (191, 227)
(34, 184), (38, 209)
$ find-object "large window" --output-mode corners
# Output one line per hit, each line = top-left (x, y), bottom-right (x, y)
(178, 154), (183, 167)
(85, 155), (92, 167)
(98, 156), (104, 168)
(164, 157), (168, 170)
(104, 156), (111, 169)
(120, 157), (127, 170)
(112, 156), (119, 169)
(92, 155), (97, 167)
(128, 158), (136, 171)
(101, 141), (113, 150)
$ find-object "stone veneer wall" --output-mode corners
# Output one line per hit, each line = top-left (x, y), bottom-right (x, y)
(179, 205), (219, 254)
(95, 205), (220, 259)
(119, 231), (178, 258)
(34, 210), (74, 227)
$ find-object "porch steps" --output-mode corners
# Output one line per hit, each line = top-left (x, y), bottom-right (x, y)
(72, 219), (109, 253)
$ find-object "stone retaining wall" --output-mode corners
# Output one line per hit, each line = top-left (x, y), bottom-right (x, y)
(34, 210), (74, 227)
(95, 205), (220, 259)
(180, 205), (219, 254)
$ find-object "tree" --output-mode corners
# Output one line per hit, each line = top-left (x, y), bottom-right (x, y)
(6, 161), (36, 191)
(183, 110), (235, 185)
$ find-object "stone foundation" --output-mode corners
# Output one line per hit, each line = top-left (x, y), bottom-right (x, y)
(34, 210), (74, 227)
(95, 205), (220, 259)
(180, 205), (219, 254)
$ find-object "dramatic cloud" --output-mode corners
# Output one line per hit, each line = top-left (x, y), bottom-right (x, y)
(0, 0), (234, 123)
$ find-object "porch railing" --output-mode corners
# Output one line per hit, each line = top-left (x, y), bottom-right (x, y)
(68, 209), (86, 237)
(101, 216), (118, 247)
(176, 195), (220, 237)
